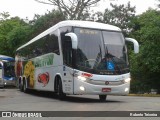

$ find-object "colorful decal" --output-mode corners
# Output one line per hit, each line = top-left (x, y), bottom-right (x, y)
(15, 55), (23, 77)
(34, 54), (54, 68)
(38, 72), (49, 87)
(24, 61), (35, 88)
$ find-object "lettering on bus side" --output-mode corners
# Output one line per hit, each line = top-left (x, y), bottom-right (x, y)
(34, 54), (54, 68)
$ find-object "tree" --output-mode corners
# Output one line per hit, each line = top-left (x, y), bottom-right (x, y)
(35, 0), (101, 19)
(30, 9), (65, 37)
(130, 9), (160, 93)
(0, 10), (66, 57)
(0, 12), (10, 21)
(7, 26), (32, 56)
(102, 2), (136, 36)
(0, 16), (29, 56)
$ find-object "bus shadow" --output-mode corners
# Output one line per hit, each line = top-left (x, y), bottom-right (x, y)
(1, 86), (17, 89)
(64, 96), (124, 103)
(24, 90), (124, 103)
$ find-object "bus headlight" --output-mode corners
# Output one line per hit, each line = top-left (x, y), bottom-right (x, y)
(77, 76), (87, 81)
(77, 72), (93, 82)
(124, 78), (131, 83)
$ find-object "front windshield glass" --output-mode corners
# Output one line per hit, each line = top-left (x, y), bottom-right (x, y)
(4, 61), (15, 77)
(74, 27), (129, 75)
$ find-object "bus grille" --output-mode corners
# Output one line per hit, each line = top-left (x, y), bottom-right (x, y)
(86, 79), (125, 86)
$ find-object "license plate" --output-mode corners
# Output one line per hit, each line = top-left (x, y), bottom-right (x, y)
(102, 88), (111, 92)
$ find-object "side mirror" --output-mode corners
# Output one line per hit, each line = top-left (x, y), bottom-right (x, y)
(65, 33), (78, 49)
(125, 38), (139, 53)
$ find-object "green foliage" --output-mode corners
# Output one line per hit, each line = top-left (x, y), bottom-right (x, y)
(30, 10), (65, 37)
(130, 9), (160, 93)
(0, 16), (29, 56)
(0, 10), (65, 57)
(0, 12), (10, 21)
(7, 26), (32, 56)
(103, 2), (136, 36)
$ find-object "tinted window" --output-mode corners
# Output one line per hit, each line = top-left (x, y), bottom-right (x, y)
(74, 27), (129, 75)
(60, 27), (72, 66)
(74, 28), (105, 69)
(18, 30), (59, 59)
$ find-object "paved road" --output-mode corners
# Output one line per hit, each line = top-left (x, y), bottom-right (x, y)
(0, 87), (160, 120)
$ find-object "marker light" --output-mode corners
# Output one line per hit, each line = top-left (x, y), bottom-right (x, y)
(125, 88), (129, 92)
(124, 78), (131, 83)
(77, 73), (93, 82)
(81, 73), (93, 78)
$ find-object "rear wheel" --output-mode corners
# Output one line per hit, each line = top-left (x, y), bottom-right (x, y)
(99, 95), (107, 102)
(19, 79), (23, 92)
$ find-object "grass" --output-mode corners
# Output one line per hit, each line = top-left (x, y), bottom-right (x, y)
(128, 94), (160, 97)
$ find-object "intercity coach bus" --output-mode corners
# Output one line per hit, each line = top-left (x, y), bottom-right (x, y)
(0, 55), (15, 87)
(15, 20), (139, 101)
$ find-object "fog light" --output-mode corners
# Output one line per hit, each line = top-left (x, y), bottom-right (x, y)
(124, 78), (131, 83)
(125, 88), (129, 92)
(80, 86), (85, 91)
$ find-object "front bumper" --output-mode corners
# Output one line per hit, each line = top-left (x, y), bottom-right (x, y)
(3, 80), (16, 86)
(73, 77), (130, 95)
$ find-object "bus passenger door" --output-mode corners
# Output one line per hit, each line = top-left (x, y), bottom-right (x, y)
(62, 37), (74, 94)
(63, 66), (74, 94)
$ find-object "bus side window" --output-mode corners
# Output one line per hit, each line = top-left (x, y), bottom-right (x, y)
(60, 27), (72, 67)
(63, 37), (72, 66)
(49, 30), (60, 55)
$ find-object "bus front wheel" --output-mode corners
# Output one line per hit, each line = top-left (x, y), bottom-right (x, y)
(57, 79), (66, 100)
(99, 95), (107, 102)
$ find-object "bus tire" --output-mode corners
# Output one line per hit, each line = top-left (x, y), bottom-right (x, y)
(19, 79), (23, 92)
(57, 79), (66, 100)
(99, 95), (107, 102)
(23, 79), (28, 93)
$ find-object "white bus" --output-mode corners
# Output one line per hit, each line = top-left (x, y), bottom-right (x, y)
(15, 20), (139, 101)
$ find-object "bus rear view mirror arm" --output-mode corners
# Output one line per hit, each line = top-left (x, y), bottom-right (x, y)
(125, 38), (139, 53)
(65, 33), (78, 49)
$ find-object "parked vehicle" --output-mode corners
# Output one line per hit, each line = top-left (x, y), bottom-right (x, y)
(0, 55), (15, 87)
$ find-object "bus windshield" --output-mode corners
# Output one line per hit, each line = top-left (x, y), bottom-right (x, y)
(74, 27), (129, 75)
(3, 61), (15, 78)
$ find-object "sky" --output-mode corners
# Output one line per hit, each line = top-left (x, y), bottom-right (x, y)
(0, 0), (159, 20)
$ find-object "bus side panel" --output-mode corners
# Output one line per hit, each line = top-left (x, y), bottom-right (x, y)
(32, 53), (62, 91)
(62, 66), (74, 94)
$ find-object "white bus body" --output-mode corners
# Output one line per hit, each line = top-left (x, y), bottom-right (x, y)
(15, 20), (139, 101)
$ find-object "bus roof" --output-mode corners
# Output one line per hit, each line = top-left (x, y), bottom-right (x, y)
(17, 20), (121, 51)
(0, 55), (14, 61)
